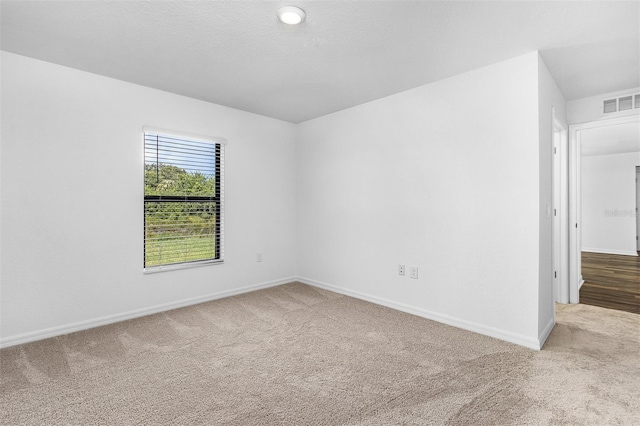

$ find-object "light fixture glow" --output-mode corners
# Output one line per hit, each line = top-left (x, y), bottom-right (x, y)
(278, 6), (306, 25)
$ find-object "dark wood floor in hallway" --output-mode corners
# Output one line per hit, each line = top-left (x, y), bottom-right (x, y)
(580, 252), (640, 314)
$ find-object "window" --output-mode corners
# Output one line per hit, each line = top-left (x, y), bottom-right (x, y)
(144, 127), (225, 271)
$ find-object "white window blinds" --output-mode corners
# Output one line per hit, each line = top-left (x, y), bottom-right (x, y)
(144, 129), (224, 270)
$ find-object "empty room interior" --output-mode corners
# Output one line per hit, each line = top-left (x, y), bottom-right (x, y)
(1, 1), (639, 425)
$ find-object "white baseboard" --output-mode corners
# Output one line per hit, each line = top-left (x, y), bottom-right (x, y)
(1, 276), (546, 351)
(582, 248), (638, 257)
(297, 277), (543, 351)
(538, 316), (555, 349)
(0, 276), (296, 349)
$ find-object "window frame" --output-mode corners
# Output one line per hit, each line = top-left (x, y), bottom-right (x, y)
(143, 126), (226, 273)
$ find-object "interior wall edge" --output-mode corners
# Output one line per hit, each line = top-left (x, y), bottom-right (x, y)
(538, 315), (555, 349)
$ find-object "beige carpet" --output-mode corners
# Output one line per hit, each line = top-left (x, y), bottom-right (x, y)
(1, 282), (639, 425)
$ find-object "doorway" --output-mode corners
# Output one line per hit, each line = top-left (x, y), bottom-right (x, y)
(568, 115), (640, 310)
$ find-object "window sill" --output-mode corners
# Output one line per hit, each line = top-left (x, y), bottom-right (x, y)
(144, 259), (224, 274)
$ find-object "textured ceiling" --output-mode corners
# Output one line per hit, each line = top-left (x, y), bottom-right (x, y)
(1, 1), (639, 123)
(581, 122), (640, 157)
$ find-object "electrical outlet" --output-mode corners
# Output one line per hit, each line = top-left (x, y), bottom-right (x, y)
(398, 264), (405, 276)
(257, 253), (263, 263)
(410, 266), (418, 279)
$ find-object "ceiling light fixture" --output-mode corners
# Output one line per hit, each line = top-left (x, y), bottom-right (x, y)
(277, 6), (306, 25)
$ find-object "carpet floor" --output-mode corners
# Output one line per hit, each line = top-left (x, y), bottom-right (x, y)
(1, 282), (639, 425)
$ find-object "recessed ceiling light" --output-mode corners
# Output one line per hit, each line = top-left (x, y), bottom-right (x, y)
(277, 6), (306, 25)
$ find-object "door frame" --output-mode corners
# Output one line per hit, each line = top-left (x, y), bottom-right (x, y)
(636, 166), (640, 251)
(552, 111), (568, 303)
(568, 114), (640, 303)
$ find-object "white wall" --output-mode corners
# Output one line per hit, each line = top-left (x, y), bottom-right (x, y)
(0, 52), (297, 345)
(568, 87), (640, 125)
(581, 152), (639, 255)
(296, 52), (546, 349)
(537, 55), (567, 342)
(1, 50), (565, 350)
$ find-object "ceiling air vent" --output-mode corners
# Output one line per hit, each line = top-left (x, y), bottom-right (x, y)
(603, 92), (640, 114)
(619, 96), (633, 111)
(603, 98), (617, 113)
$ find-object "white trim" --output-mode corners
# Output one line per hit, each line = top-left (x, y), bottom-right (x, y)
(552, 109), (569, 304)
(0, 276), (296, 349)
(538, 316), (556, 349)
(143, 125), (227, 145)
(144, 258), (224, 274)
(569, 122), (582, 303)
(1, 277), (549, 351)
(582, 248), (638, 257)
(298, 277), (543, 351)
